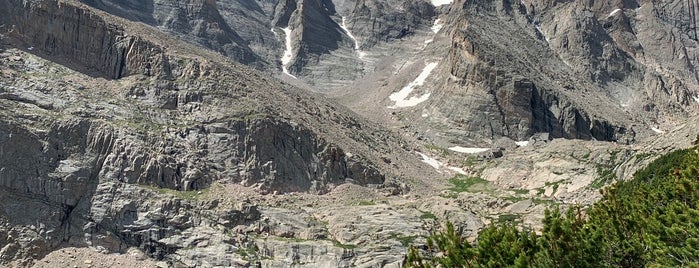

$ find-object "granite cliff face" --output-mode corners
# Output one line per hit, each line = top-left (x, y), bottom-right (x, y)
(428, 1), (638, 142)
(74, 0), (437, 89)
(387, 0), (698, 144)
(80, 0), (261, 65)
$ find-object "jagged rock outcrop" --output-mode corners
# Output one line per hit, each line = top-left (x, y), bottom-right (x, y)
(431, 14), (633, 142)
(69, 0), (439, 89)
(421, 0), (697, 143)
(81, 0), (260, 65)
(347, 0), (436, 48)
(0, 0), (394, 193)
(0, 0), (190, 80)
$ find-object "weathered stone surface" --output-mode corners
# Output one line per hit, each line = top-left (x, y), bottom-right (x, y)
(0, 1), (427, 265)
(81, 0), (260, 65)
(345, 0), (435, 49)
(1, 0), (699, 267)
(424, 0), (698, 142)
(65, 0), (438, 90)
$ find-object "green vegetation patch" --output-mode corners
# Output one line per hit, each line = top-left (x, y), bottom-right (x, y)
(274, 236), (309, 243)
(448, 175), (491, 193)
(357, 200), (376, 206)
(389, 233), (418, 247)
(510, 188), (529, 195)
(419, 210), (438, 221)
(545, 180), (564, 194)
(496, 213), (520, 224)
(590, 150), (623, 189)
(140, 184), (209, 200)
(425, 144), (450, 158)
(590, 164), (616, 189)
(330, 239), (357, 249)
(440, 175), (497, 198)
(236, 244), (260, 260)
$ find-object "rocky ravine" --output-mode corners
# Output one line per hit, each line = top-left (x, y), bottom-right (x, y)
(76, 0), (439, 90)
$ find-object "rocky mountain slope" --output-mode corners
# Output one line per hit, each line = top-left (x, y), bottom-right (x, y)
(53, 0), (698, 143)
(0, 0), (430, 266)
(76, 0), (438, 89)
(1, 0), (698, 267)
(330, 0), (699, 146)
(425, 0), (699, 143)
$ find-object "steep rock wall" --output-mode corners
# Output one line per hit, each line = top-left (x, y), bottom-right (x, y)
(431, 0), (698, 142)
(438, 9), (632, 142)
(81, 0), (260, 65)
(0, 0), (173, 79)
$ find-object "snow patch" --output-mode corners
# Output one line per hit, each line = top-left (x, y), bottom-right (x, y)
(339, 17), (366, 58)
(430, 0), (452, 6)
(608, 8), (622, 17)
(562, 59), (572, 68)
(340, 17), (360, 50)
(388, 62), (438, 108)
(447, 166), (467, 175)
(535, 25), (550, 44)
(417, 152), (465, 174)
(280, 27), (296, 78)
(417, 152), (443, 170)
(651, 127), (665, 134)
(449, 146), (489, 154)
(388, 93), (431, 108)
(424, 39), (433, 44)
(515, 141), (529, 147)
(694, 95), (699, 104)
(431, 19), (444, 33)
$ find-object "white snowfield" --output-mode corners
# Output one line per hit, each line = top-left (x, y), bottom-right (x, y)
(515, 141), (529, 147)
(418, 152), (467, 175)
(449, 146), (489, 154)
(430, 0), (452, 6)
(340, 17), (360, 50)
(431, 19), (443, 33)
(388, 62), (438, 108)
(608, 8), (622, 17)
(339, 17), (367, 58)
(281, 27), (296, 78)
(417, 152), (443, 169)
(535, 25), (550, 44)
(448, 166), (467, 175)
(651, 127), (665, 134)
